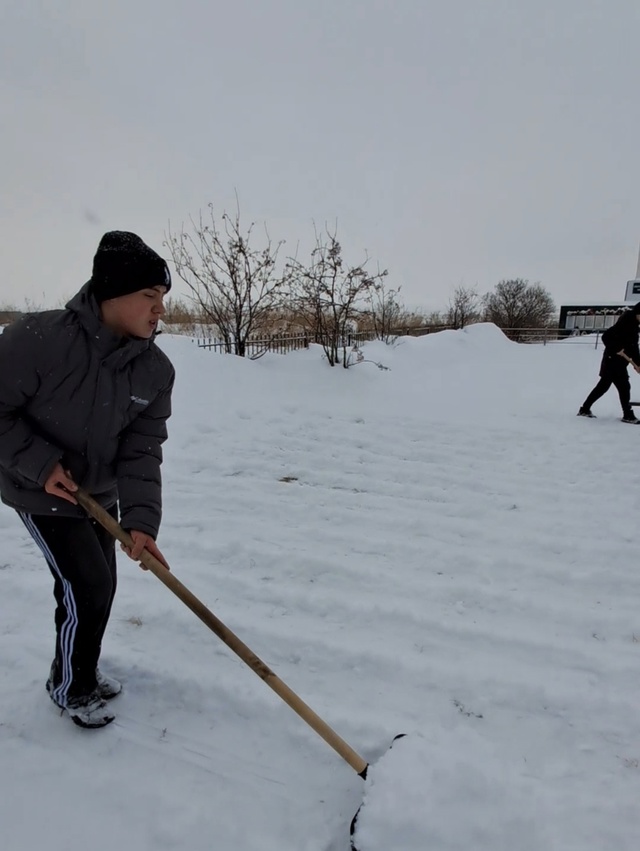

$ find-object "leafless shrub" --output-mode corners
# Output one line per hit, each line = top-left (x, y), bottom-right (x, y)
(446, 285), (481, 329)
(288, 227), (388, 367)
(166, 202), (293, 356)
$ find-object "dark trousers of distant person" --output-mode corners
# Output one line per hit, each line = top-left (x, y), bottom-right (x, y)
(582, 352), (632, 417)
(17, 506), (118, 707)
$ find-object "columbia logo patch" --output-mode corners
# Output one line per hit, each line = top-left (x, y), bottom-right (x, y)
(130, 395), (150, 406)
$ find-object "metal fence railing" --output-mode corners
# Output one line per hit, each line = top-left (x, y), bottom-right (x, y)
(498, 328), (602, 346)
(195, 325), (603, 356)
(197, 333), (310, 358)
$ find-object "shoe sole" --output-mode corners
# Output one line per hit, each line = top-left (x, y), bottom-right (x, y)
(47, 688), (115, 729)
(68, 710), (115, 729)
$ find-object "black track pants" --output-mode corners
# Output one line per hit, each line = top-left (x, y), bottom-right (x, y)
(19, 506), (118, 705)
(582, 353), (632, 416)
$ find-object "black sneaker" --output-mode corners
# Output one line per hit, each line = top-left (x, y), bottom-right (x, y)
(64, 693), (116, 728)
(577, 407), (596, 418)
(96, 669), (122, 701)
(622, 414), (640, 424)
(47, 662), (122, 700)
(46, 662), (116, 727)
(47, 685), (115, 728)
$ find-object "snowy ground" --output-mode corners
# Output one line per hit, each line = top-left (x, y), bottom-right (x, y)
(1, 325), (639, 850)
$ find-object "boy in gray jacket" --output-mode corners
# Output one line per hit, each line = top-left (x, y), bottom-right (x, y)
(0, 231), (175, 727)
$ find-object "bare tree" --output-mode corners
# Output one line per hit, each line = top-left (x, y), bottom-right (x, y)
(166, 203), (292, 356)
(483, 279), (556, 340)
(446, 285), (481, 329)
(288, 228), (388, 367)
(365, 281), (403, 342)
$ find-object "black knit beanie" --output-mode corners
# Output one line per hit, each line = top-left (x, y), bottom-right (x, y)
(90, 231), (171, 304)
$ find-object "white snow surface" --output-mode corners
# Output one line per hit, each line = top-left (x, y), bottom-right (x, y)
(1, 325), (639, 851)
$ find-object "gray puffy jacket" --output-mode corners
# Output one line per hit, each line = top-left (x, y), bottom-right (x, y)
(0, 282), (174, 538)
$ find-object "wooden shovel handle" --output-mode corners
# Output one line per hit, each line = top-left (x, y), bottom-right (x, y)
(75, 487), (368, 776)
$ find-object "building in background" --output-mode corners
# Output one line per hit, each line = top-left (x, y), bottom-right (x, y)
(559, 245), (640, 334)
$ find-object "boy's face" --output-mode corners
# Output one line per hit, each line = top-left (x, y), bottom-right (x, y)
(101, 286), (167, 338)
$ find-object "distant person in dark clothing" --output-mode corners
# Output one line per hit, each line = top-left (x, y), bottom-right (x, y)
(578, 304), (640, 423)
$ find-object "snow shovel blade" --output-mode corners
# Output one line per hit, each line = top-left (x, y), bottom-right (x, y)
(349, 734), (406, 851)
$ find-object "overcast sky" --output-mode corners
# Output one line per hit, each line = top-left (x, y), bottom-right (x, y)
(1, 0), (639, 313)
